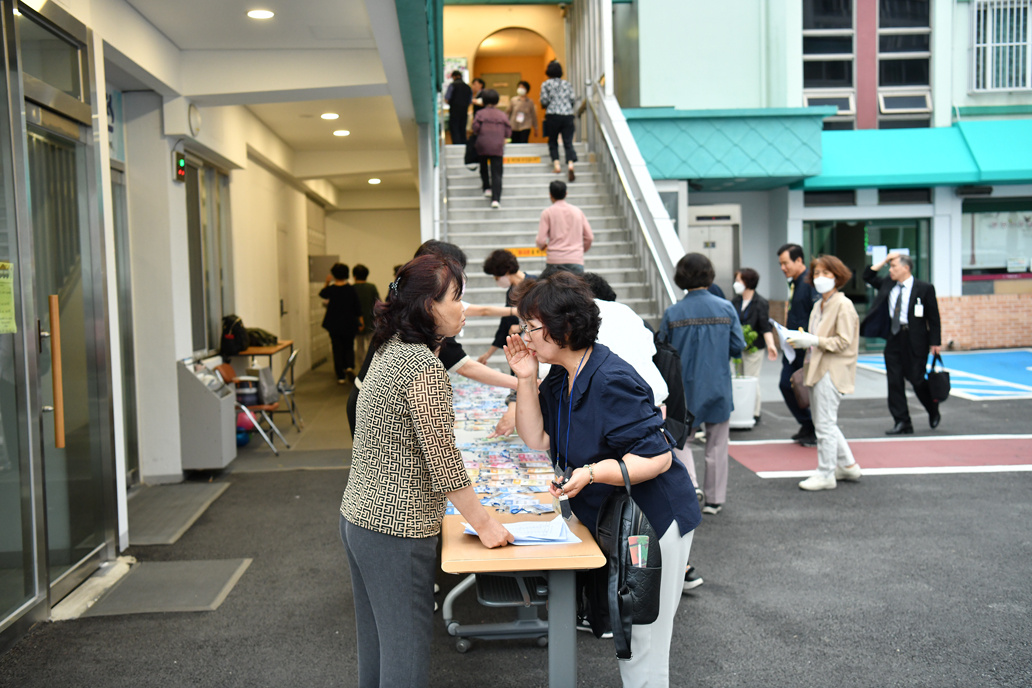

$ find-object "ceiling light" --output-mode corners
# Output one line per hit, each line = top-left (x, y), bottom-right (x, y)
(13, 8), (21, 16)
(368, 178), (381, 185)
(247, 10), (274, 19)
(333, 130), (350, 137)
(321, 113), (339, 120)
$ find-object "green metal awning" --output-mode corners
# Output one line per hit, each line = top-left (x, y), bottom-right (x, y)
(803, 118), (1032, 190)
(624, 106), (837, 191)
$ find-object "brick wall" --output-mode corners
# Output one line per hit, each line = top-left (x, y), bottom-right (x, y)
(771, 294), (1032, 350)
(938, 294), (1032, 350)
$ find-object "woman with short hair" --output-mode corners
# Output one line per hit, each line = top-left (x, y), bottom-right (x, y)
(340, 254), (513, 688)
(539, 60), (578, 181)
(786, 255), (862, 491)
(731, 267), (779, 421)
(660, 253), (745, 516)
(507, 79), (539, 144)
(503, 271), (700, 688)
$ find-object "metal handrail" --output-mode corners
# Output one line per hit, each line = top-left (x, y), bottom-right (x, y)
(438, 101), (449, 241)
(584, 82), (678, 311)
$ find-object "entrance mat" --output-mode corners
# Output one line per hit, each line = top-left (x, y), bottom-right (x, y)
(81, 559), (252, 617)
(128, 482), (230, 545)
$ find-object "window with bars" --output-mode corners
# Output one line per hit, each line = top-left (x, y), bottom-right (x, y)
(973, 0), (1031, 91)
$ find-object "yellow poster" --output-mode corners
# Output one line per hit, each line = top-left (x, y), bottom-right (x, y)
(505, 247), (547, 258)
(0, 262), (15, 334)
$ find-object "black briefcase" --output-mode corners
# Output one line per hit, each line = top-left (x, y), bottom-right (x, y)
(927, 353), (950, 403)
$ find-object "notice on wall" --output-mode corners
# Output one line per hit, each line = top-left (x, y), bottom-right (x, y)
(0, 262), (15, 334)
(868, 245), (888, 265)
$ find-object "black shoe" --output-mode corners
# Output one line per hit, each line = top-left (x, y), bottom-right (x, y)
(796, 432), (817, 447)
(683, 566), (704, 592)
(929, 408), (941, 429)
(791, 428), (804, 441)
(753, 415), (761, 425)
(886, 421), (914, 435)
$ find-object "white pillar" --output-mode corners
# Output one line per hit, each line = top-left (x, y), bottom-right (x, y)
(418, 123), (434, 243)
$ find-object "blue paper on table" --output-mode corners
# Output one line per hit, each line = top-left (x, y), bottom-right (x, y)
(462, 515), (582, 546)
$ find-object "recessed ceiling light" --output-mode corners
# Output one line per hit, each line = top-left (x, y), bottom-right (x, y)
(247, 10), (274, 19)
(321, 113), (339, 120)
(333, 130), (350, 137)
(13, 8), (21, 16)
(368, 178), (381, 185)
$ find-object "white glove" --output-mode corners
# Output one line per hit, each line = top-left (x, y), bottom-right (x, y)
(786, 331), (819, 349)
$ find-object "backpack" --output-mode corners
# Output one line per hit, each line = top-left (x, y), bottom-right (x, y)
(247, 327), (279, 348)
(646, 324), (694, 448)
(588, 459), (664, 660)
(220, 315), (250, 359)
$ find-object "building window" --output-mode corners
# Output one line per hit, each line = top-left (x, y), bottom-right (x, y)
(879, 188), (932, 204)
(804, 190), (857, 206)
(961, 199), (1032, 272)
(804, 0), (856, 128)
(973, 0), (1031, 91)
(878, 0), (932, 127)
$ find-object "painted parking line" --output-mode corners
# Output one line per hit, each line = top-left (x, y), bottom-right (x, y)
(729, 435), (1032, 478)
(857, 348), (1032, 401)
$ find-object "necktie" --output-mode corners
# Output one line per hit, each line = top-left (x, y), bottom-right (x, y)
(890, 284), (903, 336)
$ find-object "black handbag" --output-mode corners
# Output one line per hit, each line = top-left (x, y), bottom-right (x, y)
(464, 135), (479, 165)
(592, 459), (663, 660)
(927, 353), (950, 403)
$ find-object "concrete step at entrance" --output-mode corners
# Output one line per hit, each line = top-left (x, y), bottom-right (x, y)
(444, 142), (589, 158)
(448, 205), (612, 221)
(464, 280), (652, 302)
(446, 162), (600, 177)
(446, 169), (601, 183)
(448, 181), (604, 197)
(449, 227), (630, 245)
(463, 241), (632, 261)
(449, 192), (609, 208)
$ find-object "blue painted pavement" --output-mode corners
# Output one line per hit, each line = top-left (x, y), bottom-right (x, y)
(856, 348), (1032, 401)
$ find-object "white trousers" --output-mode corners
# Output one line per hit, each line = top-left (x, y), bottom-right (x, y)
(618, 522), (695, 688)
(740, 348), (764, 417)
(810, 372), (856, 478)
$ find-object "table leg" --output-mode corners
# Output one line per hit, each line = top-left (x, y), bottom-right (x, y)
(548, 570), (576, 688)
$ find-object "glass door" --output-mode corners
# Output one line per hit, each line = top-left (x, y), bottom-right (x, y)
(111, 167), (138, 486)
(27, 123), (108, 595)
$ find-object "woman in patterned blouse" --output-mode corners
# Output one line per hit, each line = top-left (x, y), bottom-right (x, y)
(540, 60), (579, 181)
(339, 254), (512, 688)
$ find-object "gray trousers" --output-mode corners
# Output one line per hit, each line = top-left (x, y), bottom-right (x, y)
(810, 373), (856, 478)
(340, 515), (438, 688)
(675, 421), (730, 505)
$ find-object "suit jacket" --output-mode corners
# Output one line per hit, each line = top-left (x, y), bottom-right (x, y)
(860, 266), (941, 353)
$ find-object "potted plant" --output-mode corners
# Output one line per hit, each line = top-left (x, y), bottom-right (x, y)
(729, 325), (759, 430)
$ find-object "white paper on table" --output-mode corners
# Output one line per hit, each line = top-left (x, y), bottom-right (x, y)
(869, 245), (888, 265)
(769, 319), (796, 364)
(890, 247), (910, 256)
(463, 515), (582, 546)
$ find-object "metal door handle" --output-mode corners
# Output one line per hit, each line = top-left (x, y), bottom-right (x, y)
(48, 295), (65, 449)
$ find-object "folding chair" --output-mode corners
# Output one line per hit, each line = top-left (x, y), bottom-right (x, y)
(214, 363), (290, 456)
(276, 350), (303, 430)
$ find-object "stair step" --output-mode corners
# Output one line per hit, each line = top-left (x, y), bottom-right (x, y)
(463, 241), (632, 260)
(447, 205), (613, 221)
(449, 193), (609, 208)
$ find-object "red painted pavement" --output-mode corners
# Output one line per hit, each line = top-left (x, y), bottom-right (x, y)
(730, 438), (1032, 474)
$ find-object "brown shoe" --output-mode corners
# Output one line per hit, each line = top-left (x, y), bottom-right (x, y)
(567, 167), (575, 182)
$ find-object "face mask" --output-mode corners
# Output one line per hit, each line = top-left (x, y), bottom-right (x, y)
(732, 281), (746, 295)
(813, 276), (836, 294)
(517, 87), (527, 96)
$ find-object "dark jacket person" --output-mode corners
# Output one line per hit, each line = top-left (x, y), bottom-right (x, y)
(861, 252), (942, 434)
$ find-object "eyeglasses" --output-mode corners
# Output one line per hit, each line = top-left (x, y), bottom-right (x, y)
(518, 321), (543, 338)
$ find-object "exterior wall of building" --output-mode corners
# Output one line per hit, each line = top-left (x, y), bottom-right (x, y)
(939, 294), (1032, 349)
(950, 0), (1032, 113)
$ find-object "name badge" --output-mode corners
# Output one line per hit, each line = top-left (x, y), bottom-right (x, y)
(914, 299), (924, 318)
(515, 112), (525, 123)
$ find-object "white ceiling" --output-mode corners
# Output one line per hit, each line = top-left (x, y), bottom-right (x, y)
(247, 96), (405, 152)
(327, 170), (416, 192)
(124, 0), (375, 50)
(477, 28), (550, 58)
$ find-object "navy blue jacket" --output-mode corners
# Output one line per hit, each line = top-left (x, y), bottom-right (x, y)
(786, 269), (820, 334)
(537, 343), (701, 538)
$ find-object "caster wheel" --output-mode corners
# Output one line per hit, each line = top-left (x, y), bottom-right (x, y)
(537, 636), (549, 648)
(455, 638), (472, 653)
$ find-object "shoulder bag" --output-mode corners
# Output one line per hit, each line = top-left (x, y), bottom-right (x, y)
(927, 353), (950, 403)
(592, 459), (664, 660)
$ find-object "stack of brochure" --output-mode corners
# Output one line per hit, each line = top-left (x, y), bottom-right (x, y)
(462, 515), (581, 546)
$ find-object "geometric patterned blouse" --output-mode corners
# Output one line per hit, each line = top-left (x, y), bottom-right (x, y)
(340, 334), (471, 538)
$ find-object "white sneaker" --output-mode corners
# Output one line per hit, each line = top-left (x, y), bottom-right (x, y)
(490, 201), (500, 209)
(483, 189), (493, 197)
(798, 474), (837, 491)
(835, 463), (862, 482)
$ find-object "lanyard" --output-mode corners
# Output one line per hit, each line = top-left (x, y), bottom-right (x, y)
(556, 348), (588, 474)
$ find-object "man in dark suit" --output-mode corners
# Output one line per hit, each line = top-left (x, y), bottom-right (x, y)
(777, 243), (820, 446)
(861, 252), (942, 434)
(444, 71), (471, 145)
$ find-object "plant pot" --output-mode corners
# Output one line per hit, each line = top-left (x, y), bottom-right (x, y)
(730, 377), (758, 430)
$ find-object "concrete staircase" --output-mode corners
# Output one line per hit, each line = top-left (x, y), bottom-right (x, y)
(445, 142), (659, 369)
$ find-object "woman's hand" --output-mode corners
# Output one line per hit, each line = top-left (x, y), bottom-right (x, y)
(786, 331), (819, 349)
(503, 334), (538, 380)
(487, 405), (516, 438)
(548, 466), (592, 500)
(476, 518), (514, 549)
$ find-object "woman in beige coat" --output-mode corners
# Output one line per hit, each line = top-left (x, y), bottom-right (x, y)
(786, 255), (862, 491)
(506, 80), (539, 143)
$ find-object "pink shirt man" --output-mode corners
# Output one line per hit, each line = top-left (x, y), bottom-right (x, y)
(536, 199), (593, 265)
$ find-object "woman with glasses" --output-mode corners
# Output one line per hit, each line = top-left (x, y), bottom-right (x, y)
(340, 254), (513, 688)
(503, 271), (700, 688)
